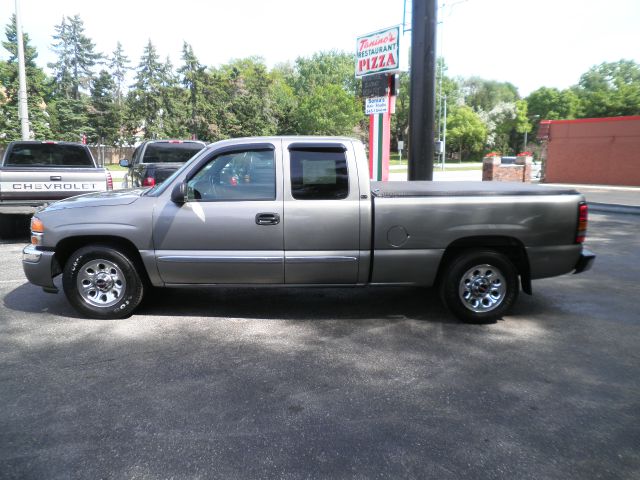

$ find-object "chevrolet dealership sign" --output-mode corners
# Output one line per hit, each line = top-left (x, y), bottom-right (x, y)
(355, 26), (400, 78)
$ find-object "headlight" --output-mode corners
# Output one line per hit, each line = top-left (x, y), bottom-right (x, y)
(30, 217), (44, 246)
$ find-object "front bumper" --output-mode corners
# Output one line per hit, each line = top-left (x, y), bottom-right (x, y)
(22, 245), (59, 292)
(574, 249), (596, 274)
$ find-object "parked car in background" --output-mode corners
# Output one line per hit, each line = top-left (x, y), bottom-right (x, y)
(120, 140), (206, 188)
(0, 141), (112, 237)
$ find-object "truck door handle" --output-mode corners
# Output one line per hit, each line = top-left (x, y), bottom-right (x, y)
(255, 213), (280, 225)
(50, 176), (62, 181)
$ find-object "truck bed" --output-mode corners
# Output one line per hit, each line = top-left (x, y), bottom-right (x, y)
(371, 181), (579, 197)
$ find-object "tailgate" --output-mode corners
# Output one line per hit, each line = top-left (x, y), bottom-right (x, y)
(0, 167), (107, 203)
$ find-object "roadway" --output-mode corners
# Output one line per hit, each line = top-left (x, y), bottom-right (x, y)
(1, 211), (638, 478)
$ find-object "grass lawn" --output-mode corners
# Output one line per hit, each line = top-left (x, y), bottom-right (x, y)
(389, 153), (481, 171)
(104, 164), (128, 171)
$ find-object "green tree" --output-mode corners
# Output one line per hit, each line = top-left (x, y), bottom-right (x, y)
(127, 40), (165, 139)
(0, 15), (52, 141)
(292, 50), (358, 96)
(575, 60), (640, 118)
(159, 56), (189, 138)
(526, 86), (579, 120)
(221, 57), (277, 137)
(295, 84), (360, 136)
(391, 71), (411, 147)
(88, 70), (120, 144)
(109, 41), (130, 104)
(446, 105), (487, 160)
(178, 42), (208, 139)
(462, 77), (519, 112)
(270, 63), (298, 135)
(477, 102), (517, 153)
(48, 96), (92, 142)
(49, 15), (101, 100)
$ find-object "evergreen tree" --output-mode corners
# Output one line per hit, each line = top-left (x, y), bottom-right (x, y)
(88, 70), (120, 144)
(109, 41), (130, 104)
(159, 56), (188, 138)
(0, 15), (52, 141)
(49, 15), (101, 100)
(127, 40), (167, 139)
(48, 96), (92, 142)
(222, 58), (277, 137)
(178, 42), (207, 139)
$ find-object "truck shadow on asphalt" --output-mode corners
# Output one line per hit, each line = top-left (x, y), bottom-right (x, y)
(4, 281), (469, 324)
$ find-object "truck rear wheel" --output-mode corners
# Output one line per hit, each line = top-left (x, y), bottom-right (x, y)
(62, 245), (144, 319)
(440, 250), (519, 324)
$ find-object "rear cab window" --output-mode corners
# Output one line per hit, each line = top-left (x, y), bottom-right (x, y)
(4, 143), (94, 167)
(289, 146), (349, 200)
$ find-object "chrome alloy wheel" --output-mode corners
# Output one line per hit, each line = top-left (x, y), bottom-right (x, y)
(458, 264), (506, 313)
(76, 259), (127, 308)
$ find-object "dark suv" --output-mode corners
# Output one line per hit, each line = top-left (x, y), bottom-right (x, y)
(120, 140), (206, 187)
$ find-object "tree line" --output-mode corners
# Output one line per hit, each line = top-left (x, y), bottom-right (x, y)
(1, 14), (639, 160)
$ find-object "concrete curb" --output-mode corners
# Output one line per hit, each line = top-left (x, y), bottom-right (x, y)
(588, 202), (640, 216)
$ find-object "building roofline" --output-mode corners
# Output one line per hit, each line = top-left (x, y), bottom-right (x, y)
(540, 115), (640, 125)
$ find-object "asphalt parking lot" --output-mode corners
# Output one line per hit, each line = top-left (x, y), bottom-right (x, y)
(1, 212), (639, 479)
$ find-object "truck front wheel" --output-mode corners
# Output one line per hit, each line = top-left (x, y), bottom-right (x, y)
(440, 250), (519, 324)
(62, 245), (144, 319)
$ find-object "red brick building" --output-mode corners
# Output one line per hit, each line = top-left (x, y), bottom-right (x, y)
(540, 116), (640, 186)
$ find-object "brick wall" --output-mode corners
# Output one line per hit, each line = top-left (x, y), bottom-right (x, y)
(482, 156), (532, 182)
(543, 116), (640, 186)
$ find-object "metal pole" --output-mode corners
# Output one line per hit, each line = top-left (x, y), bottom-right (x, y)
(408, 0), (438, 181)
(523, 130), (528, 152)
(15, 0), (30, 140)
(442, 94), (447, 171)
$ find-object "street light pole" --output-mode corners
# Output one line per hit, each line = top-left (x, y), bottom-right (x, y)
(15, 0), (30, 140)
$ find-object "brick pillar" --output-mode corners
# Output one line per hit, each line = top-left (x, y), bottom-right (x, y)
(516, 155), (533, 183)
(482, 156), (500, 181)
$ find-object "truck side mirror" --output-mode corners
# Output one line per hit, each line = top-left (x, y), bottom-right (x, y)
(119, 159), (130, 168)
(171, 181), (187, 204)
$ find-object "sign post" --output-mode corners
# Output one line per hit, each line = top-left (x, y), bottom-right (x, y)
(356, 26), (401, 181)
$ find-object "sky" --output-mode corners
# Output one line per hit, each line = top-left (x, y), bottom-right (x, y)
(1, 0), (638, 97)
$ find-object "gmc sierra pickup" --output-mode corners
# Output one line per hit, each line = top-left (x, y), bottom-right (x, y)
(22, 137), (595, 323)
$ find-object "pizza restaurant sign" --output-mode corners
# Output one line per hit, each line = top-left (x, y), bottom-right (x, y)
(355, 26), (400, 78)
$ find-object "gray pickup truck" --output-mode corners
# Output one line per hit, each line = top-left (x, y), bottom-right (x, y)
(0, 141), (112, 236)
(22, 136), (594, 323)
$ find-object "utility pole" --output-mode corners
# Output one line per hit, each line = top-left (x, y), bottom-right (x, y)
(408, 0), (438, 180)
(15, 0), (30, 140)
(442, 94), (447, 170)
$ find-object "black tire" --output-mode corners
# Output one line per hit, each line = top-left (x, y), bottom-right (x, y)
(62, 245), (144, 319)
(440, 250), (519, 324)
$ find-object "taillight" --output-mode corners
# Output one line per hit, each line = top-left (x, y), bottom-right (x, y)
(142, 177), (156, 187)
(168, 140), (183, 144)
(106, 171), (113, 190)
(576, 202), (588, 243)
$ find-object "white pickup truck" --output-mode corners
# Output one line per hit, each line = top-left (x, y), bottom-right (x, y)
(22, 136), (594, 323)
(0, 141), (112, 237)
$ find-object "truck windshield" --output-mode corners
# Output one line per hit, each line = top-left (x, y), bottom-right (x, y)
(5, 144), (94, 167)
(143, 143), (204, 164)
